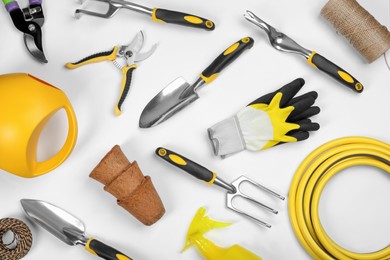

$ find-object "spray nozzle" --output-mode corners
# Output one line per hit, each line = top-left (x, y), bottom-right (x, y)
(182, 207), (231, 252)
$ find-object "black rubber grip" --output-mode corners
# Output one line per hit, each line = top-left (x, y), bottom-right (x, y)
(201, 37), (254, 82)
(87, 239), (132, 260)
(70, 48), (115, 66)
(310, 53), (363, 93)
(156, 147), (215, 183)
(117, 67), (135, 112)
(153, 8), (215, 31)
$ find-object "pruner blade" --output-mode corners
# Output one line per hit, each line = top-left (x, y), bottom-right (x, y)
(135, 43), (158, 62)
(24, 31), (47, 63)
(123, 30), (158, 65)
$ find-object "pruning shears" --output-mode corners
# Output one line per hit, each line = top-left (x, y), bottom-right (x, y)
(3, 0), (47, 63)
(66, 31), (157, 116)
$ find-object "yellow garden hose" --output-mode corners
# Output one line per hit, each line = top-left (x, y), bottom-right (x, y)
(288, 136), (390, 260)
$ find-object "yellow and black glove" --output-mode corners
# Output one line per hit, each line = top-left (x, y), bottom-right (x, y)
(208, 78), (320, 158)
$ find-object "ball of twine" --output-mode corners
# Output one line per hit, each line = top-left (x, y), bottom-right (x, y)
(321, 0), (390, 63)
(0, 218), (32, 260)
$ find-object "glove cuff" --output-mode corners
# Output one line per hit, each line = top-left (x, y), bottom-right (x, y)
(207, 115), (246, 158)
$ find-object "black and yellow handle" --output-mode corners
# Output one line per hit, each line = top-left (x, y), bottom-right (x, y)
(151, 8), (215, 31)
(85, 238), (133, 260)
(200, 37), (254, 84)
(307, 52), (363, 93)
(65, 47), (118, 70)
(156, 147), (216, 185)
(115, 65), (137, 116)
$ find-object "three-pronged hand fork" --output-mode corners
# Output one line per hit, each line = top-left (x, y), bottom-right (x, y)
(156, 147), (285, 228)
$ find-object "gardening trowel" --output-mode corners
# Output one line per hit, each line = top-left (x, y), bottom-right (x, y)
(21, 199), (133, 260)
(139, 37), (254, 128)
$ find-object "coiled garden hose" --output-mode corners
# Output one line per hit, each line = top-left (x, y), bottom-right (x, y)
(288, 136), (390, 260)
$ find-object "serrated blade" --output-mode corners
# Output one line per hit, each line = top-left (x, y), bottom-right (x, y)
(139, 77), (199, 128)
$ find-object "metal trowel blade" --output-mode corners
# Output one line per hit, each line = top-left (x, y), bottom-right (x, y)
(21, 199), (86, 246)
(139, 77), (199, 128)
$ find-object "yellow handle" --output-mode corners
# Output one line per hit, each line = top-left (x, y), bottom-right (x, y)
(32, 104), (78, 176)
(115, 65), (137, 116)
(65, 46), (118, 70)
(151, 8), (215, 30)
(85, 238), (133, 260)
(306, 51), (363, 93)
(156, 147), (217, 185)
(200, 37), (254, 84)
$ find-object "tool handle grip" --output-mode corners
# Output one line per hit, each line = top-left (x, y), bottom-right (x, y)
(200, 37), (254, 84)
(2, 0), (14, 4)
(85, 238), (133, 260)
(115, 65), (137, 116)
(156, 147), (216, 183)
(308, 52), (363, 93)
(65, 47), (118, 70)
(29, 0), (42, 5)
(152, 8), (215, 31)
(3, 0), (19, 12)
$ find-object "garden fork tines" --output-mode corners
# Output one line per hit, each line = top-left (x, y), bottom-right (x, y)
(156, 147), (285, 228)
(227, 176), (285, 228)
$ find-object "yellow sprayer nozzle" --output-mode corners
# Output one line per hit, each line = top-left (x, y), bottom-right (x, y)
(182, 208), (262, 260)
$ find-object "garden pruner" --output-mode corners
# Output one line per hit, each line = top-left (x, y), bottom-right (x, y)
(66, 31), (157, 116)
(3, 0), (47, 63)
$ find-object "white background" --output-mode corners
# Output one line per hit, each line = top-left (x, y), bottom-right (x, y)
(1, 0), (390, 259)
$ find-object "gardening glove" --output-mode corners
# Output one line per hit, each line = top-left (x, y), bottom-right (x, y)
(208, 78), (320, 158)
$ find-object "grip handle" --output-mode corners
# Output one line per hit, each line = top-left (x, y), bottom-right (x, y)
(307, 52), (363, 93)
(65, 47), (118, 70)
(115, 65), (137, 116)
(29, 0), (42, 5)
(33, 105), (78, 177)
(200, 37), (254, 84)
(85, 238), (133, 260)
(156, 147), (216, 184)
(3, 0), (15, 4)
(152, 8), (215, 31)
(3, 0), (19, 13)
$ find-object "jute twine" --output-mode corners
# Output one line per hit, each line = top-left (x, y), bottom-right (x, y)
(0, 218), (32, 260)
(321, 0), (390, 63)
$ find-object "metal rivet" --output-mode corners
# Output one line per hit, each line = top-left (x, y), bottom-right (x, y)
(158, 149), (167, 156)
(28, 24), (36, 32)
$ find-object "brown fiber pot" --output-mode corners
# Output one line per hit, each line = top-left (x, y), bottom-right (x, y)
(90, 145), (130, 185)
(104, 161), (144, 200)
(118, 176), (165, 226)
